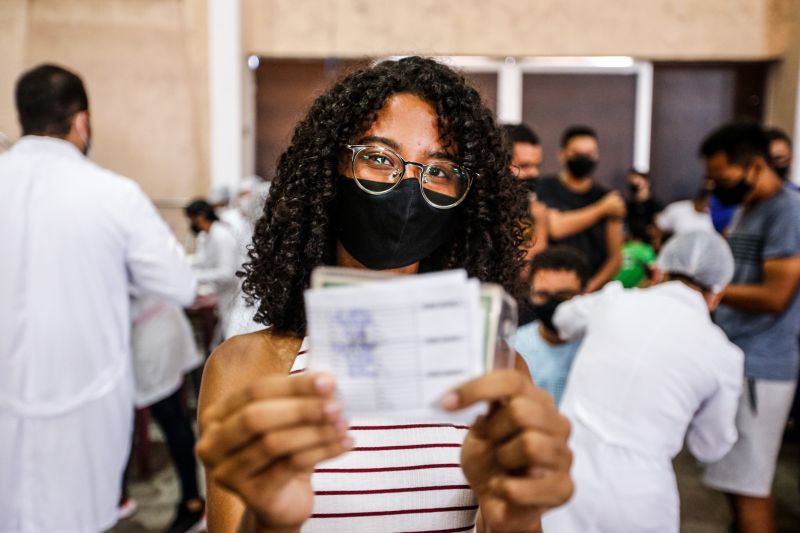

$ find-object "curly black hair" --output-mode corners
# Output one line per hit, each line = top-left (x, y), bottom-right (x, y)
(242, 56), (529, 334)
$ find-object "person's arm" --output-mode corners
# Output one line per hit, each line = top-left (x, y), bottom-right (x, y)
(585, 218), (624, 293)
(686, 346), (744, 463)
(547, 192), (625, 241)
(529, 199), (549, 257)
(721, 256), (800, 314)
(125, 183), (196, 306)
(551, 283), (619, 341)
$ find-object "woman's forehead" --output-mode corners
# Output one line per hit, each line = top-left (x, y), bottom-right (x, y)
(361, 93), (450, 157)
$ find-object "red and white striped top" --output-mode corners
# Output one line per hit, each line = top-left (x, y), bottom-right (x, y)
(290, 340), (478, 533)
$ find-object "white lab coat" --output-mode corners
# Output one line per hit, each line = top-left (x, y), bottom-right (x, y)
(130, 295), (202, 407)
(192, 221), (239, 337)
(542, 282), (743, 533)
(0, 137), (196, 533)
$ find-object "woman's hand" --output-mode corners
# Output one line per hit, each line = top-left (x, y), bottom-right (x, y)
(196, 372), (353, 532)
(442, 370), (573, 533)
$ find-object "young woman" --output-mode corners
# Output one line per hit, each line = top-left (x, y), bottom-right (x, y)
(196, 56), (573, 533)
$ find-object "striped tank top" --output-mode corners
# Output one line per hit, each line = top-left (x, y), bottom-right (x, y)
(290, 340), (479, 532)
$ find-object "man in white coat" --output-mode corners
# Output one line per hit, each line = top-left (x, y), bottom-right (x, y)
(0, 64), (196, 532)
(541, 231), (744, 533)
(185, 199), (239, 339)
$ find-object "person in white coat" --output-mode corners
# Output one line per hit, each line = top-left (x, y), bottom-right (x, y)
(185, 199), (239, 339)
(124, 295), (205, 531)
(0, 64), (196, 533)
(541, 231), (744, 533)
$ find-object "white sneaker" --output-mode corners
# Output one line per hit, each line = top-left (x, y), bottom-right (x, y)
(117, 497), (139, 520)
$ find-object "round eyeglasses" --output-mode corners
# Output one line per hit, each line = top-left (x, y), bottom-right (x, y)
(345, 144), (474, 209)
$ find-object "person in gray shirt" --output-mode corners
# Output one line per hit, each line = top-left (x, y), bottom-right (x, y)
(700, 122), (800, 533)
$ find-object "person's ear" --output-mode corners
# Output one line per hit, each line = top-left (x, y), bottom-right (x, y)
(71, 110), (89, 137)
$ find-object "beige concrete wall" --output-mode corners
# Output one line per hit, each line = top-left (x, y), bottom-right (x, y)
(765, 0), (800, 134)
(0, 0), (28, 145)
(244, 0), (795, 60)
(0, 0), (209, 235)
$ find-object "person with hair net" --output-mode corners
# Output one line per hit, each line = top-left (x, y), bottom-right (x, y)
(541, 231), (744, 533)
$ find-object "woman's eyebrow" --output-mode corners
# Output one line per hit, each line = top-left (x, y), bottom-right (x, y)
(355, 136), (456, 161)
(355, 135), (400, 151)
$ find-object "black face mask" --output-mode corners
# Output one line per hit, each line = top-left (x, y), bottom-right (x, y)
(190, 223), (202, 235)
(775, 165), (790, 181)
(628, 183), (640, 195)
(713, 177), (753, 207)
(523, 178), (538, 194)
(566, 155), (597, 179)
(531, 298), (562, 334)
(334, 176), (459, 270)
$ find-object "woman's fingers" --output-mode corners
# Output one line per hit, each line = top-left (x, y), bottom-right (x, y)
(200, 372), (336, 429)
(197, 396), (343, 467)
(480, 394), (568, 443)
(210, 422), (351, 487)
(441, 369), (531, 410)
(490, 471), (575, 508)
(494, 429), (572, 472)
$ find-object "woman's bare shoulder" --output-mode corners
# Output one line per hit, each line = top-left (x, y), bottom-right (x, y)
(198, 329), (304, 418)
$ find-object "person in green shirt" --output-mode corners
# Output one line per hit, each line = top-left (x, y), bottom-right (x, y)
(616, 220), (657, 288)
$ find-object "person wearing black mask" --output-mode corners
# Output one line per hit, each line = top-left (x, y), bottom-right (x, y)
(535, 125), (625, 293)
(514, 246), (589, 405)
(194, 56), (572, 533)
(700, 122), (800, 533)
(765, 127), (794, 184)
(626, 167), (664, 239)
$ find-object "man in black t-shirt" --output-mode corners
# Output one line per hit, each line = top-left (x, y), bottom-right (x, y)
(534, 125), (624, 292)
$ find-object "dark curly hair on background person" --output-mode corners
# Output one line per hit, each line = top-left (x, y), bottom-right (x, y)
(241, 56), (530, 334)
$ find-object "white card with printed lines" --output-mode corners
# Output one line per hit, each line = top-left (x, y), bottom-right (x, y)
(305, 269), (487, 421)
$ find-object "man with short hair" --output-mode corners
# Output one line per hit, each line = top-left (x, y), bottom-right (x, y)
(0, 64), (196, 532)
(502, 122), (543, 183)
(185, 199), (239, 337)
(701, 121), (800, 533)
(514, 246), (589, 405)
(535, 125), (625, 292)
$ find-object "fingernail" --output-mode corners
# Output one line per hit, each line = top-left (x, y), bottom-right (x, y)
(440, 391), (460, 410)
(335, 418), (349, 434)
(315, 375), (336, 393)
(323, 401), (341, 419)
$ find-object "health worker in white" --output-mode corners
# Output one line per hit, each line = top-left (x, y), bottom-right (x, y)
(0, 64), (196, 533)
(542, 231), (744, 533)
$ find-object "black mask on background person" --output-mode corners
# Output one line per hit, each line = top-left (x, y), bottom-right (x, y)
(628, 183), (640, 195)
(531, 297), (562, 333)
(713, 176), (753, 207)
(775, 165), (790, 181)
(190, 223), (201, 235)
(334, 176), (459, 270)
(524, 178), (538, 194)
(566, 155), (597, 179)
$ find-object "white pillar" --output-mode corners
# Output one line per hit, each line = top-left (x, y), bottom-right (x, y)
(633, 61), (654, 172)
(208, 0), (242, 191)
(497, 58), (523, 124)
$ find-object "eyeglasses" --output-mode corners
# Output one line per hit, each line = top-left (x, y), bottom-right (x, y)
(345, 144), (474, 209)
